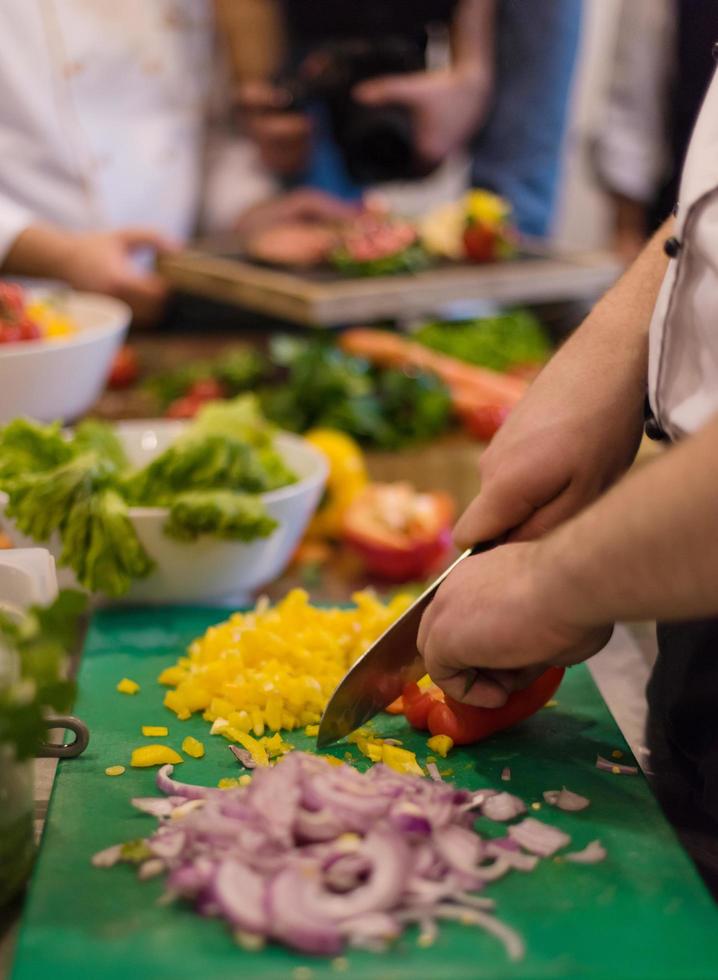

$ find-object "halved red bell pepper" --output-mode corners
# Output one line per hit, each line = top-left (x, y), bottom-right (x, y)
(400, 667), (564, 746)
(342, 482), (454, 582)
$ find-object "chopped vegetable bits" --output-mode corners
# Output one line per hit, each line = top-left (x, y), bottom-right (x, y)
(104, 765), (125, 777)
(181, 736), (205, 759)
(159, 589), (413, 733)
(116, 678), (140, 695)
(142, 726), (168, 737)
(130, 745), (183, 768)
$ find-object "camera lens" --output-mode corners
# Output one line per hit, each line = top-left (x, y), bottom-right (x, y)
(341, 105), (415, 184)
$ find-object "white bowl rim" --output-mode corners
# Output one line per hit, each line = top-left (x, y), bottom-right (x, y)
(0, 291), (130, 359)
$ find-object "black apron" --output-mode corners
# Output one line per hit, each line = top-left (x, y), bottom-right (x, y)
(647, 620), (718, 896)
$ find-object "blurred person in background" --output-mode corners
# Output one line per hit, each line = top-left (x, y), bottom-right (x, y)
(229, 0), (582, 238)
(594, 0), (718, 263)
(0, 0), (355, 325)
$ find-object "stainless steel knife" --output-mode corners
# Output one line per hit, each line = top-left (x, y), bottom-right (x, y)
(317, 541), (494, 748)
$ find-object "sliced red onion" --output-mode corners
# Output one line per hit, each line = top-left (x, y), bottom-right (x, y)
(501, 767), (511, 782)
(474, 856), (512, 882)
(596, 755), (638, 775)
(564, 840), (607, 864)
(138, 858), (166, 880)
(156, 764), (221, 800)
(486, 840), (539, 872)
(464, 788), (499, 811)
(481, 792), (526, 822)
(426, 761), (443, 782)
(229, 745), (257, 769)
(149, 829), (186, 861)
(214, 859), (269, 933)
(543, 788), (590, 812)
(433, 824), (483, 872)
(92, 844), (123, 868)
(434, 905), (525, 962)
(508, 818), (571, 857)
(131, 797), (180, 818)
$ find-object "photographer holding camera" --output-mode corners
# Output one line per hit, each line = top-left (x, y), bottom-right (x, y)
(229, 0), (582, 237)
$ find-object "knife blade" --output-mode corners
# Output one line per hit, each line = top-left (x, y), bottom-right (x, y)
(317, 541), (495, 748)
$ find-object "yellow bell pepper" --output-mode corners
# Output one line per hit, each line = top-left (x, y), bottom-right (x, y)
(464, 189), (512, 229)
(142, 726), (168, 737)
(304, 429), (368, 539)
(232, 730), (269, 767)
(182, 736), (205, 759)
(426, 734), (454, 758)
(116, 678), (140, 695)
(130, 745), (183, 767)
(381, 744), (424, 776)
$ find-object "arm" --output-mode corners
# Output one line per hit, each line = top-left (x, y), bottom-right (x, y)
(2, 223), (176, 327)
(454, 220), (671, 548)
(418, 407), (718, 707)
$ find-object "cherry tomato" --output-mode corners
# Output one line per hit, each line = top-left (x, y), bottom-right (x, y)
(186, 377), (226, 401)
(463, 223), (499, 263)
(107, 346), (139, 389)
(18, 318), (41, 341)
(166, 395), (203, 419)
(0, 282), (26, 318)
(0, 322), (23, 344)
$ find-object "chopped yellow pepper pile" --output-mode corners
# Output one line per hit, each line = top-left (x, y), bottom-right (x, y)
(158, 589), (413, 735)
(348, 729), (424, 776)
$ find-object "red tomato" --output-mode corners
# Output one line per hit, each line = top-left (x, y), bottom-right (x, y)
(0, 322), (23, 344)
(18, 318), (41, 341)
(186, 377), (226, 401)
(107, 346), (139, 389)
(458, 403), (510, 442)
(463, 223), (499, 263)
(342, 483), (454, 582)
(166, 395), (203, 419)
(0, 282), (26, 318)
(425, 667), (565, 745)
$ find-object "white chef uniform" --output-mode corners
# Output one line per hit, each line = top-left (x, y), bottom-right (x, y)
(648, 63), (718, 441)
(0, 0), (273, 262)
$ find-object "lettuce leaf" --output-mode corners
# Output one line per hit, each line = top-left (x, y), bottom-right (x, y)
(163, 490), (278, 542)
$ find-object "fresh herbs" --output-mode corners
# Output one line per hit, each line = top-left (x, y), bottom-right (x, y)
(415, 310), (551, 372)
(0, 397), (294, 597)
(0, 589), (86, 761)
(260, 337), (452, 450)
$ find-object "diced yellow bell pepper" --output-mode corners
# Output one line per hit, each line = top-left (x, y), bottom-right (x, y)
(182, 736), (205, 759)
(116, 678), (140, 695)
(381, 744), (423, 776)
(304, 724), (319, 737)
(324, 755), (344, 767)
(142, 726), (168, 737)
(239, 774), (252, 786)
(130, 745), (183, 768)
(164, 689), (191, 720)
(218, 777), (240, 789)
(357, 738), (383, 763)
(426, 734), (454, 758)
(157, 666), (185, 687)
(232, 731), (269, 767)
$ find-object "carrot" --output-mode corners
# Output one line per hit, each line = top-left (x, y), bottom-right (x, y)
(340, 328), (527, 407)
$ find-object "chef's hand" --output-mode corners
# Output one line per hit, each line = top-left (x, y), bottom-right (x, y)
(234, 189), (359, 242)
(417, 541), (613, 708)
(4, 224), (176, 328)
(353, 65), (491, 167)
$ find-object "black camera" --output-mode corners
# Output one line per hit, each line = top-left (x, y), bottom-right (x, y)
(282, 37), (430, 185)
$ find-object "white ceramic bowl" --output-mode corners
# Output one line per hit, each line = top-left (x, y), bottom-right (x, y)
(0, 291), (130, 423)
(1, 420), (327, 605)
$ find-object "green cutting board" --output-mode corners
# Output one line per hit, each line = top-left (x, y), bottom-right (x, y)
(10, 607), (718, 980)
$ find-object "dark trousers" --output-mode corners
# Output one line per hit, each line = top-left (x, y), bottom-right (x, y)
(647, 620), (718, 897)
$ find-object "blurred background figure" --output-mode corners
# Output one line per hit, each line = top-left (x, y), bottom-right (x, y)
(593, 0), (718, 263)
(224, 0), (582, 238)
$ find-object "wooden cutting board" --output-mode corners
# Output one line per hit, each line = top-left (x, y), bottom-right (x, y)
(10, 606), (718, 980)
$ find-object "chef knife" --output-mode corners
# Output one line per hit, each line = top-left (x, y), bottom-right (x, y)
(317, 540), (496, 748)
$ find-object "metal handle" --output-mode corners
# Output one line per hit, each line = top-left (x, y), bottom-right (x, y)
(38, 715), (90, 759)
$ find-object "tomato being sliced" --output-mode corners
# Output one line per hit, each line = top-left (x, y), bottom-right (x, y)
(400, 667), (564, 746)
(342, 482), (454, 582)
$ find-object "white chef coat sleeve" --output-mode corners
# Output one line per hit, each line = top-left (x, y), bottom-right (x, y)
(0, 193), (37, 265)
(591, 0), (674, 204)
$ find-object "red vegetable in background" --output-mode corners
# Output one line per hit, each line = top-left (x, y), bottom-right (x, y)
(107, 345), (139, 389)
(400, 667), (565, 746)
(342, 482), (454, 582)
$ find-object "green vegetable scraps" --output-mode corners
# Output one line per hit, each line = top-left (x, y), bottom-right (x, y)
(415, 310), (551, 373)
(0, 396), (294, 597)
(330, 242), (431, 278)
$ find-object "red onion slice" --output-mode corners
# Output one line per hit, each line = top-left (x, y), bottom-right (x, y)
(596, 755), (638, 775)
(501, 767), (511, 782)
(542, 788), (590, 812)
(564, 840), (607, 864)
(91, 844), (123, 868)
(486, 840), (539, 872)
(508, 818), (571, 857)
(481, 792), (526, 822)
(434, 905), (525, 962)
(214, 859), (269, 933)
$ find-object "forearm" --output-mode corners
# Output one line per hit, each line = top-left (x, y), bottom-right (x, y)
(450, 0), (495, 82)
(1, 224), (75, 281)
(544, 411), (718, 625)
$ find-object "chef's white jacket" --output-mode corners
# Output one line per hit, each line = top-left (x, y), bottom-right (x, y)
(648, 64), (718, 440)
(0, 0), (273, 261)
